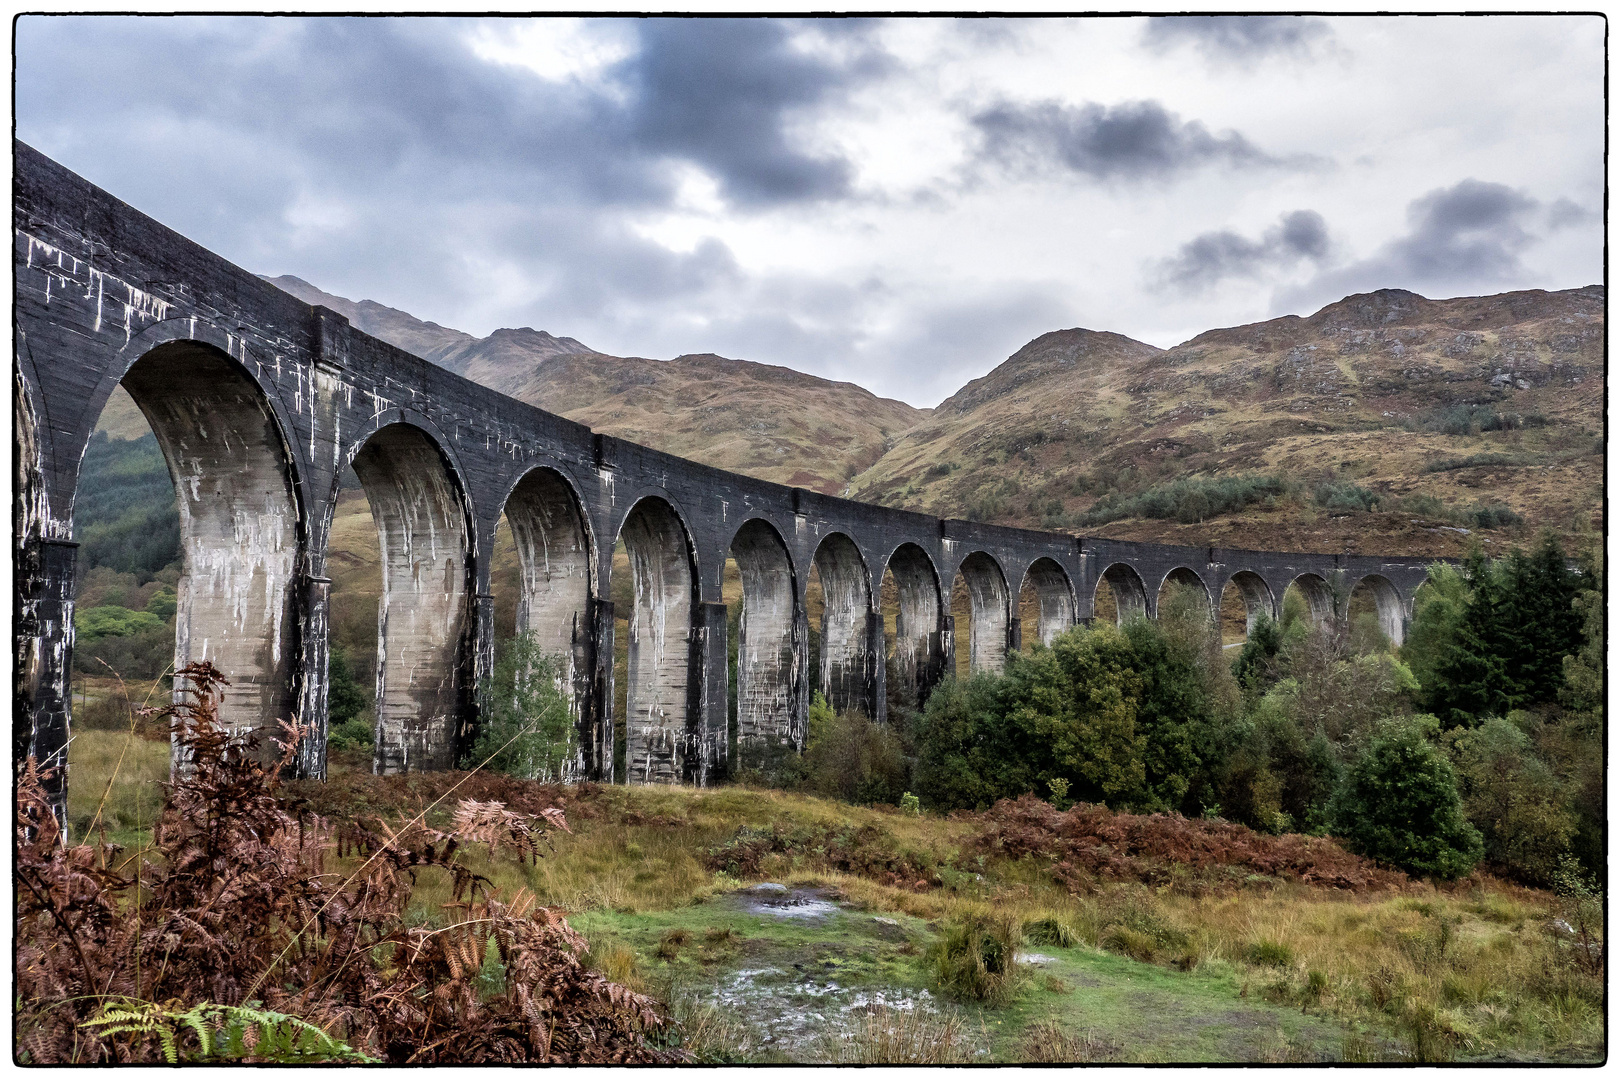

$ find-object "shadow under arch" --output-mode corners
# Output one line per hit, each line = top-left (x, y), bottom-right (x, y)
(1021, 557), (1076, 647)
(812, 532), (874, 716)
(1158, 566), (1214, 621)
(729, 518), (801, 760)
(1224, 570), (1277, 637)
(106, 339), (304, 768)
(1096, 562), (1149, 625)
(1352, 573), (1407, 647)
(494, 465), (597, 778)
(884, 542), (945, 709)
(346, 420), (476, 774)
(617, 496), (700, 784)
(957, 551), (1011, 675)
(1288, 572), (1338, 629)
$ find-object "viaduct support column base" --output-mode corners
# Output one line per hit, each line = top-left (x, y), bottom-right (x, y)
(15, 538), (78, 823)
(686, 601), (730, 786)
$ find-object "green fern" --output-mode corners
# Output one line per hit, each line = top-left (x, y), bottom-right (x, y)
(82, 1000), (374, 1063)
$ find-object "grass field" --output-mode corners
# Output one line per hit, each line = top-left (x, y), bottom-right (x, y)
(58, 729), (1603, 1063)
(268, 768), (1605, 1063)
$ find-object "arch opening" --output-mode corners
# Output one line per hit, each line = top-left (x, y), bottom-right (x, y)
(617, 498), (696, 784)
(1350, 574), (1405, 650)
(351, 423), (473, 774)
(1022, 558), (1076, 647)
(1220, 571), (1276, 648)
(1096, 563), (1149, 625)
(1284, 573), (1337, 631)
(730, 520), (800, 767)
(488, 468), (594, 780)
(884, 543), (943, 710)
(958, 552), (1011, 675)
(1157, 567), (1213, 623)
(812, 533), (873, 716)
(73, 343), (302, 769)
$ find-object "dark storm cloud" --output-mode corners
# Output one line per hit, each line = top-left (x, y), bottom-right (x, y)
(18, 16), (881, 211)
(971, 99), (1294, 182)
(15, 16), (894, 342)
(1141, 16), (1332, 61)
(1277, 180), (1545, 313)
(1154, 210), (1331, 293)
(627, 19), (887, 205)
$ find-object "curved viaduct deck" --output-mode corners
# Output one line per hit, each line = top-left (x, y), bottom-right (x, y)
(13, 142), (1438, 806)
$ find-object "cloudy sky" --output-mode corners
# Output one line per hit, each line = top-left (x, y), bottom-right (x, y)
(15, 15), (1603, 407)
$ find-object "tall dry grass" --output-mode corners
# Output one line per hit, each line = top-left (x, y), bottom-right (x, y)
(65, 728), (169, 842)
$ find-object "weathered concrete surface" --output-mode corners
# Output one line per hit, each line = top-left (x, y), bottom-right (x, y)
(732, 519), (799, 762)
(352, 423), (471, 773)
(620, 498), (694, 784)
(812, 532), (873, 717)
(12, 141), (1443, 810)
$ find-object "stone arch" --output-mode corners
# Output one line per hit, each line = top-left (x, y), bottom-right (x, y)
(1096, 562), (1149, 624)
(107, 340), (304, 766)
(812, 532), (874, 716)
(1157, 566), (1214, 620)
(1352, 573), (1407, 647)
(1224, 570), (1277, 636)
(1021, 557), (1076, 646)
(347, 422), (475, 774)
(884, 542), (944, 708)
(729, 518), (800, 757)
(617, 497), (698, 784)
(1287, 572), (1337, 629)
(494, 466), (595, 774)
(957, 551), (1011, 674)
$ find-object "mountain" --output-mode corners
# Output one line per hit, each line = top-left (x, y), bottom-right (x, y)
(94, 279), (1602, 555)
(846, 286), (1604, 556)
(259, 276), (926, 493)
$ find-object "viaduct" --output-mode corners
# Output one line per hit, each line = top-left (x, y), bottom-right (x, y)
(14, 142), (1436, 807)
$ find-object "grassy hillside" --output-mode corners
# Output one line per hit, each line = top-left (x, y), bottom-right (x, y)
(262, 276), (927, 495)
(96, 281), (1603, 557)
(848, 287), (1603, 556)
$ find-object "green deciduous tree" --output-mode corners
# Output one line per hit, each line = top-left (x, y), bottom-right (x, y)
(471, 634), (575, 781)
(1327, 716), (1483, 880)
(1446, 715), (1574, 885)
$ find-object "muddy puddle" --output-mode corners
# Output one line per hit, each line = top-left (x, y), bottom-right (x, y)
(704, 964), (945, 1053)
(728, 882), (841, 921)
(702, 883), (954, 1055)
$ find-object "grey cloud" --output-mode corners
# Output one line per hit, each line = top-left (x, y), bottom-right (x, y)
(1275, 179), (1544, 313)
(1547, 197), (1593, 230)
(17, 16), (885, 216)
(1155, 210), (1331, 293)
(972, 99), (1290, 182)
(627, 19), (888, 205)
(1141, 16), (1332, 61)
(14, 15), (890, 353)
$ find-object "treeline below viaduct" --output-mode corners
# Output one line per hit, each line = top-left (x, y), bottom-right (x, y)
(14, 142), (1436, 808)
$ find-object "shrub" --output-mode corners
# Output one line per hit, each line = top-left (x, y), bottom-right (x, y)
(1079, 473), (1293, 527)
(327, 716), (374, 753)
(326, 645), (369, 729)
(929, 913), (1022, 1006)
(1243, 940), (1295, 968)
(1023, 916), (1080, 948)
(1327, 716), (1483, 880)
(798, 696), (910, 805)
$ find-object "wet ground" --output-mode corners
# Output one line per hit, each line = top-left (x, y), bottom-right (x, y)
(569, 883), (1367, 1063)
